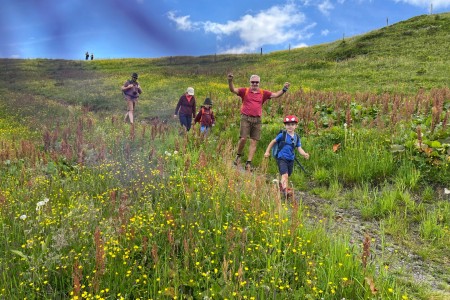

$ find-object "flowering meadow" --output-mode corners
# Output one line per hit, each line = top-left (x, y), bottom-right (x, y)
(3, 83), (449, 299)
(1, 103), (407, 299)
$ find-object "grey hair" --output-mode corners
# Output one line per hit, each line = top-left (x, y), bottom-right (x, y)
(249, 74), (260, 82)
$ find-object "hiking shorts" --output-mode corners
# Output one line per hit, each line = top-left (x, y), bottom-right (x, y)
(240, 114), (262, 140)
(277, 158), (294, 176)
(126, 99), (136, 111)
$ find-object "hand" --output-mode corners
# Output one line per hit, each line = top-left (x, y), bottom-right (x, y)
(284, 82), (290, 89)
(227, 73), (233, 81)
(303, 153), (310, 159)
(173, 115), (177, 118)
(264, 152), (270, 158)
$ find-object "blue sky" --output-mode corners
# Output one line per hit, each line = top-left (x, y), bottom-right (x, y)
(1, 0), (449, 60)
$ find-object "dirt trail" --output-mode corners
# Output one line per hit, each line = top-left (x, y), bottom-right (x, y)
(295, 191), (450, 299)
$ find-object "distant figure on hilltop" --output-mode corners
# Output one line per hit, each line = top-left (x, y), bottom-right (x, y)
(90, 53), (94, 60)
(85, 51), (89, 60)
(227, 73), (290, 171)
(121, 73), (142, 124)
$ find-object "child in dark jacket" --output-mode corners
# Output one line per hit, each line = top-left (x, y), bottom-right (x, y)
(194, 98), (215, 135)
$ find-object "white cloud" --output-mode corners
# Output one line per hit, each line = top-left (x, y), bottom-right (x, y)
(318, 0), (335, 15)
(291, 43), (309, 49)
(321, 29), (330, 36)
(395, 0), (450, 9)
(167, 11), (199, 31)
(168, 3), (310, 54)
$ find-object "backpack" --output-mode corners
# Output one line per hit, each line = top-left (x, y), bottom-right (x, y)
(200, 107), (213, 125)
(271, 130), (299, 158)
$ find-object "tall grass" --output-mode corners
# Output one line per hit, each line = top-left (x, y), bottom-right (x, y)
(0, 111), (408, 299)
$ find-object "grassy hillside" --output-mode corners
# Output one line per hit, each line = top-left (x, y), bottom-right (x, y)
(0, 12), (449, 300)
(1, 13), (449, 117)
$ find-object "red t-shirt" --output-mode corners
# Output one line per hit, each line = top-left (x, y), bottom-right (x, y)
(237, 88), (272, 117)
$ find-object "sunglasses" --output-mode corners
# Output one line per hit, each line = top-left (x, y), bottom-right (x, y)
(251, 81), (259, 84)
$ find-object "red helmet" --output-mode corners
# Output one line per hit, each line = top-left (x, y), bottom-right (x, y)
(283, 115), (299, 123)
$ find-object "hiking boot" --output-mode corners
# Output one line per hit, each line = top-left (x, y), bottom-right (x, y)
(245, 161), (252, 172)
(285, 188), (294, 197)
(279, 184), (293, 198)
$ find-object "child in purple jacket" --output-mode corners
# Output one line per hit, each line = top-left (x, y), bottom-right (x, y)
(194, 98), (215, 135)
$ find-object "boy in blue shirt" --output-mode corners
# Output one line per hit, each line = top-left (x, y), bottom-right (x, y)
(264, 115), (310, 197)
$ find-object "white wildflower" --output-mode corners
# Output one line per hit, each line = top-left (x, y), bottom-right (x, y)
(36, 198), (49, 211)
(272, 179), (279, 184)
(164, 151), (172, 156)
(19, 215), (27, 220)
(444, 188), (450, 195)
(173, 151), (178, 155)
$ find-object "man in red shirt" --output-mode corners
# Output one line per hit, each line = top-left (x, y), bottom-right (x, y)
(228, 73), (290, 171)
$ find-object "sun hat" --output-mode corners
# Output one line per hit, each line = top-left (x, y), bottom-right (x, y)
(283, 115), (299, 123)
(186, 87), (195, 95)
(203, 98), (212, 106)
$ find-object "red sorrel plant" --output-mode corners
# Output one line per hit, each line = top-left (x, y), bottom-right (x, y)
(93, 227), (105, 293)
(76, 119), (84, 164)
(72, 260), (82, 298)
(183, 237), (190, 269)
(142, 236), (149, 253)
(151, 243), (159, 265)
(416, 126), (422, 148)
(118, 193), (129, 235)
(0, 191), (7, 209)
(109, 190), (117, 211)
(361, 234), (371, 269)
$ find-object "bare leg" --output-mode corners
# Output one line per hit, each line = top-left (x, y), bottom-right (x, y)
(126, 100), (135, 124)
(247, 139), (258, 161)
(128, 110), (134, 124)
(236, 137), (247, 155)
(233, 138), (247, 165)
(280, 173), (289, 190)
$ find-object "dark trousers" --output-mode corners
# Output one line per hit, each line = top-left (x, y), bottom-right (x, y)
(179, 115), (192, 131)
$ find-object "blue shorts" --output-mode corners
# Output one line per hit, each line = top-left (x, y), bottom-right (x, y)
(277, 158), (294, 176)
